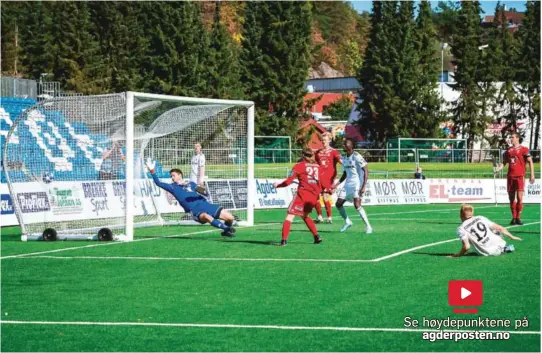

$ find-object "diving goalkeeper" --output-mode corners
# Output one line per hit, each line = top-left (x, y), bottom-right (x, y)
(145, 159), (236, 237)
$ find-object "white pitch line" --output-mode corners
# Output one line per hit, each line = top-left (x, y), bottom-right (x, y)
(0, 223), (280, 260)
(19, 255), (374, 263)
(367, 205), (503, 217)
(0, 320), (538, 335)
(8, 222), (539, 264)
(372, 221), (541, 262)
(1, 206), (480, 260)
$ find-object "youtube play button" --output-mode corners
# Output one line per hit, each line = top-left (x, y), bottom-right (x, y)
(448, 280), (483, 313)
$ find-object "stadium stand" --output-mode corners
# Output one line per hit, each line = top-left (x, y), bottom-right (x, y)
(1, 97), (164, 183)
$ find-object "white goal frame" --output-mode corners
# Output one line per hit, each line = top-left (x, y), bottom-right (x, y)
(124, 92), (255, 241)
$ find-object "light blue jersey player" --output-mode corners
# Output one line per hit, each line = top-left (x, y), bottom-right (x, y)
(145, 159), (236, 237)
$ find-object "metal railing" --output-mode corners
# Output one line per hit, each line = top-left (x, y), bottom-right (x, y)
(1, 77), (38, 98)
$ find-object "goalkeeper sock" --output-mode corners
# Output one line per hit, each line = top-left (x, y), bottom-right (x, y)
(337, 206), (349, 222)
(314, 199), (323, 217)
(282, 220), (292, 241)
(303, 217), (318, 237)
(357, 206), (371, 228)
(210, 219), (228, 230)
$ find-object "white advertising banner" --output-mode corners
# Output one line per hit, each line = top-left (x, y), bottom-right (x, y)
(429, 178), (541, 204)
(1, 178), (539, 227)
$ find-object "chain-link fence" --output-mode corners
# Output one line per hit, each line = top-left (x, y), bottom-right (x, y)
(249, 148), (541, 180)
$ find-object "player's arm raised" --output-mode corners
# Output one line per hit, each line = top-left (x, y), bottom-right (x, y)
(145, 158), (174, 193)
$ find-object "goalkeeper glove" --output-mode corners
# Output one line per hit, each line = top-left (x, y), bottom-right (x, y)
(145, 158), (156, 174)
(195, 185), (207, 195)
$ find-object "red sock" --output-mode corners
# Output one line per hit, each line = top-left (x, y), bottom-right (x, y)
(282, 220), (292, 241)
(324, 200), (332, 218)
(516, 202), (523, 219)
(510, 201), (517, 218)
(314, 199), (323, 217)
(303, 217), (318, 237)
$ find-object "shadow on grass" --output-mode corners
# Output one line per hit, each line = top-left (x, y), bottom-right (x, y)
(413, 251), (478, 257)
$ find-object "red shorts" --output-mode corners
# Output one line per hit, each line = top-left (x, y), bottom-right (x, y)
(507, 176), (525, 192)
(287, 193), (319, 216)
(320, 173), (336, 194)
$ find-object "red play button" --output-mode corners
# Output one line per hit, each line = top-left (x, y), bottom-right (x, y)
(448, 280), (483, 313)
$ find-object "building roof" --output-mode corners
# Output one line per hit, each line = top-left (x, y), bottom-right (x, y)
(298, 117), (327, 133)
(304, 77), (360, 93)
(304, 93), (355, 114)
(483, 10), (525, 25)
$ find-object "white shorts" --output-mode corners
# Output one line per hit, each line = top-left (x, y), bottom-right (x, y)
(338, 182), (361, 201)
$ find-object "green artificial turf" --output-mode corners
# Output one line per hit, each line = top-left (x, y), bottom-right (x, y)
(1, 204), (540, 352)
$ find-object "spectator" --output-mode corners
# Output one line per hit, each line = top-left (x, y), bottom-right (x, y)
(414, 166), (426, 180)
(190, 142), (206, 185)
(99, 141), (125, 180)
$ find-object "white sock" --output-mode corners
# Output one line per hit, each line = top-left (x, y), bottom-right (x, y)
(338, 206), (349, 222)
(357, 206), (371, 228)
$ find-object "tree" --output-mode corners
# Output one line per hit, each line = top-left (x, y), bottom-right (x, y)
(48, 2), (105, 94)
(485, 3), (522, 146)
(19, 1), (54, 80)
(356, 1), (398, 147)
(323, 95), (353, 121)
(89, 2), (146, 93)
(172, 2), (211, 97)
(517, 1), (541, 150)
(449, 1), (489, 153)
(207, 2), (243, 99)
(1, 2), (24, 76)
(411, 0), (444, 138)
(432, 1), (460, 44)
(240, 1), (312, 138)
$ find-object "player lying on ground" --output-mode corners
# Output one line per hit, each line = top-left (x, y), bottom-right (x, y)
(314, 132), (342, 224)
(332, 137), (373, 234)
(145, 159), (236, 237)
(273, 147), (324, 246)
(451, 204), (522, 257)
(494, 132), (536, 225)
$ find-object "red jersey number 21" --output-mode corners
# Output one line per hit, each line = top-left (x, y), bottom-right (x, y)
(306, 166), (319, 181)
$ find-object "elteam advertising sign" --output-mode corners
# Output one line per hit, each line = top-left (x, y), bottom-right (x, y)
(428, 179), (493, 203)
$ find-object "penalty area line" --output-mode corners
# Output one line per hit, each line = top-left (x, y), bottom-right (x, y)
(0, 320), (539, 335)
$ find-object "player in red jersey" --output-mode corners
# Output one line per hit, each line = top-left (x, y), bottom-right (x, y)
(314, 132), (342, 224)
(494, 132), (536, 225)
(273, 147), (324, 246)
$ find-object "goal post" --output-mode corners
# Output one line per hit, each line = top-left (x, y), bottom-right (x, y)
(3, 91), (255, 241)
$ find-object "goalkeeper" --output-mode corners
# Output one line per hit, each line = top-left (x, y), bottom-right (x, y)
(145, 159), (236, 237)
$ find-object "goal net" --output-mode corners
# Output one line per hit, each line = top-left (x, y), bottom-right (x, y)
(3, 92), (254, 241)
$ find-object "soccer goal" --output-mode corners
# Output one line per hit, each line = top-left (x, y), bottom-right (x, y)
(3, 92), (255, 241)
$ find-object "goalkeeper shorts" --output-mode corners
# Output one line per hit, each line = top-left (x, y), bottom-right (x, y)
(190, 203), (223, 223)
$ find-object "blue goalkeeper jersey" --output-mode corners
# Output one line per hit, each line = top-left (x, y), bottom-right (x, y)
(151, 173), (209, 213)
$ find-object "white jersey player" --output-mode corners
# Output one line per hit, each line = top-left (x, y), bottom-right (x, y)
(451, 204), (521, 257)
(190, 142), (206, 185)
(332, 137), (372, 234)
